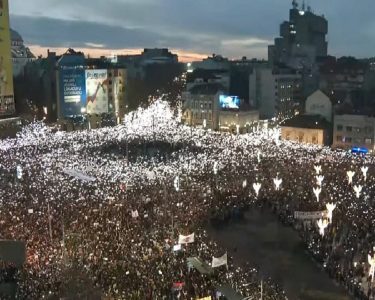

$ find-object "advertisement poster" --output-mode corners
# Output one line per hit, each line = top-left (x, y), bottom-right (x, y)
(85, 69), (109, 114)
(59, 68), (86, 116)
(0, 0), (15, 115)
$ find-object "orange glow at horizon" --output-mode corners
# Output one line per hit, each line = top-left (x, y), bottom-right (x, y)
(28, 45), (208, 63)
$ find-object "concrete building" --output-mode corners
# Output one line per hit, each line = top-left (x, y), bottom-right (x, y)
(249, 68), (302, 120)
(186, 69), (230, 92)
(182, 83), (259, 133)
(182, 83), (224, 130)
(305, 90), (332, 122)
(333, 114), (375, 151)
(281, 114), (331, 145)
(218, 110), (259, 134)
(56, 49), (127, 129)
(10, 29), (35, 77)
(189, 54), (230, 72)
(268, 0), (328, 68)
(0, 0), (15, 117)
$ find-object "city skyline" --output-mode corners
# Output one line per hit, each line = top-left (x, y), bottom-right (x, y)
(9, 0), (375, 61)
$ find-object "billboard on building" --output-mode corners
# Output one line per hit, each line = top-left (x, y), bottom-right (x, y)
(0, 0), (15, 116)
(59, 68), (86, 116)
(219, 95), (240, 109)
(85, 69), (109, 114)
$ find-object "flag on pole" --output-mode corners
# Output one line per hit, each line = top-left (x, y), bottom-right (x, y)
(178, 233), (195, 244)
(211, 253), (228, 268)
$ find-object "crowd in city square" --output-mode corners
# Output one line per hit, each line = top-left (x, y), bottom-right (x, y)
(0, 100), (375, 299)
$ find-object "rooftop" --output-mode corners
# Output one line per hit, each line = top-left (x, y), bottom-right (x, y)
(189, 83), (225, 95)
(281, 114), (331, 129)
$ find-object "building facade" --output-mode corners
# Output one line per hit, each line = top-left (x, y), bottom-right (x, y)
(182, 83), (223, 130)
(218, 110), (259, 133)
(249, 68), (302, 120)
(56, 49), (127, 128)
(0, 0), (15, 117)
(333, 114), (375, 151)
(11, 29), (35, 77)
(268, 0), (328, 67)
(305, 90), (332, 122)
(182, 83), (259, 133)
(281, 114), (331, 145)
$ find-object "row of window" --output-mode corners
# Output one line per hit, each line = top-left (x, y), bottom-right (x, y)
(336, 125), (373, 134)
(192, 101), (212, 110)
(336, 136), (372, 144)
(191, 111), (212, 121)
(284, 132), (318, 144)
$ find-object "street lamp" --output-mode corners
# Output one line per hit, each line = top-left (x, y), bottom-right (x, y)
(81, 107), (90, 130)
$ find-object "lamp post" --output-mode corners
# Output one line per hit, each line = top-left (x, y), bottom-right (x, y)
(81, 107), (90, 130)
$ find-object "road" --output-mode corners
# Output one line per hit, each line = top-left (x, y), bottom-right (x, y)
(208, 207), (351, 300)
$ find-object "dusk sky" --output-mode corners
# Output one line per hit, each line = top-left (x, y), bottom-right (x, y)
(9, 0), (375, 62)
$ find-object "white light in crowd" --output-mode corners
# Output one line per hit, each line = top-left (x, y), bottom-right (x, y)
(213, 162), (218, 175)
(317, 219), (329, 237)
(203, 119), (207, 128)
(326, 203), (336, 224)
(316, 175), (324, 186)
(314, 165), (322, 175)
(174, 176), (180, 192)
(361, 166), (369, 181)
(242, 179), (247, 188)
(236, 124), (240, 135)
(368, 253), (375, 281)
(81, 107), (87, 114)
(257, 150), (261, 163)
(273, 128), (280, 146)
(313, 186), (322, 202)
(353, 185), (363, 199)
(347, 171), (355, 185)
(16, 165), (23, 179)
(273, 177), (282, 191)
(253, 182), (261, 197)
(43, 106), (48, 115)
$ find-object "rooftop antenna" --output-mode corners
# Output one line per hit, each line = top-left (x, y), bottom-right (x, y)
(302, 0), (306, 11)
(307, 0), (312, 12)
(292, 0), (298, 9)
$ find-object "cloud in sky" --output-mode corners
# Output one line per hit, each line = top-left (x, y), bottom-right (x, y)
(9, 0), (375, 60)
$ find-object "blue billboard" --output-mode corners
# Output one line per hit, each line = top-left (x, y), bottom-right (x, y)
(219, 95), (240, 109)
(59, 68), (86, 116)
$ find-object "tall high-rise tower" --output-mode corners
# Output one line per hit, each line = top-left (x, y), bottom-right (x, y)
(0, 0), (15, 116)
(268, 0), (328, 68)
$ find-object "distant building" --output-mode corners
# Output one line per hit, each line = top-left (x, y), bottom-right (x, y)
(0, 0), (15, 117)
(189, 54), (230, 72)
(140, 48), (178, 65)
(182, 83), (259, 133)
(268, 0), (328, 68)
(186, 69), (230, 92)
(10, 29), (35, 77)
(182, 83), (224, 130)
(281, 114), (331, 145)
(305, 90), (332, 122)
(332, 114), (375, 152)
(218, 110), (259, 134)
(249, 67), (302, 120)
(110, 48), (179, 79)
(56, 49), (127, 128)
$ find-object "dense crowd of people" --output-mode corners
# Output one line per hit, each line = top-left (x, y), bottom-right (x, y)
(0, 100), (374, 299)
